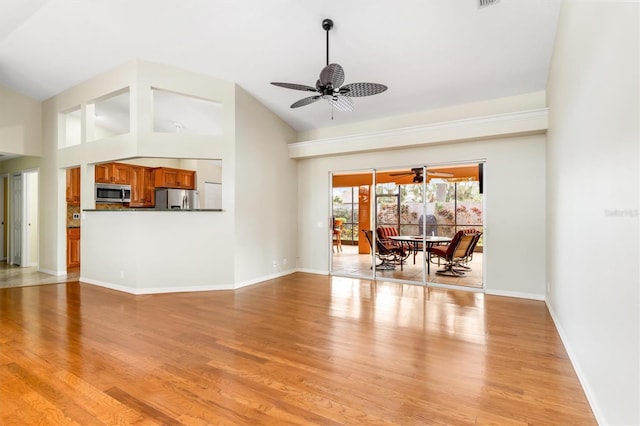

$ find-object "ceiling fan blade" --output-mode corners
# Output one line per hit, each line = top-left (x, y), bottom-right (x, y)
(427, 171), (454, 177)
(339, 82), (388, 97)
(328, 95), (353, 112)
(271, 82), (317, 92)
(290, 96), (321, 108)
(319, 63), (345, 88)
(389, 171), (413, 176)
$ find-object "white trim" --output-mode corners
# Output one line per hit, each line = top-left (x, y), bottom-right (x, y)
(80, 277), (235, 295)
(289, 108), (548, 159)
(485, 288), (545, 301)
(79, 269), (299, 295)
(296, 267), (329, 275)
(38, 267), (66, 276)
(428, 281), (485, 293)
(234, 269), (297, 289)
(546, 300), (604, 425)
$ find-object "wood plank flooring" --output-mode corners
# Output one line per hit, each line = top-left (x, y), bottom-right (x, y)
(0, 273), (595, 425)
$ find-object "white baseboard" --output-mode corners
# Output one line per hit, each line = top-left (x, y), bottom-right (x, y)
(80, 277), (235, 295)
(485, 288), (545, 301)
(545, 300), (604, 425)
(80, 269), (299, 295)
(38, 267), (66, 276)
(234, 269), (297, 289)
(296, 268), (329, 275)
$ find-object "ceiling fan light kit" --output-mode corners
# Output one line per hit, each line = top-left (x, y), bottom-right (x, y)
(271, 18), (387, 114)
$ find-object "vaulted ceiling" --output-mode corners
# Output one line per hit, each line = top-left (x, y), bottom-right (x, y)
(0, 0), (561, 132)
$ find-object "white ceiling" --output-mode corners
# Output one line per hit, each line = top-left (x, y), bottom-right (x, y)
(0, 0), (562, 132)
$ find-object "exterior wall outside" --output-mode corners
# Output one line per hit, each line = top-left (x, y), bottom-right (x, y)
(546, 1), (639, 424)
(297, 134), (546, 299)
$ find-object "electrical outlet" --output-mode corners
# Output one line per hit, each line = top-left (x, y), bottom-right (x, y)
(120, 270), (124, 279)
(272, 261), (277, 268)
(283, 258), (287, 265)
(72, 213), (80, 220)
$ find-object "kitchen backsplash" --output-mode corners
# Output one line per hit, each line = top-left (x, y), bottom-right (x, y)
(67, 205), (80, 227)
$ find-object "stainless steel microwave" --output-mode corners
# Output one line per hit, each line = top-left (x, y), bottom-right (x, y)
(95, 183), (131, 203)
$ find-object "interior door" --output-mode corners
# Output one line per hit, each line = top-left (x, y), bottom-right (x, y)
(11, 173), (22, 266)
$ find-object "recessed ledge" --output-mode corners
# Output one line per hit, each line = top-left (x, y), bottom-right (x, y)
(288, 108), (548, 159)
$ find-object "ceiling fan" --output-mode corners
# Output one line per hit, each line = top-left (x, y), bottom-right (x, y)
(271, 18), (388, 112)
(390, 168), (455, 183)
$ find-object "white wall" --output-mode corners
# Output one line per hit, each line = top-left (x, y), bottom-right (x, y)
(546, 1), (639, 424)
(233, 86), (298, 284)
(297, 134), (546, 299)
(81, 211), (234, 293)
(0, 85), (42, 156)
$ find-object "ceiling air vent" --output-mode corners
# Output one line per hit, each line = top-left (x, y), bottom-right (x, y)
(479, 0), (500, 8)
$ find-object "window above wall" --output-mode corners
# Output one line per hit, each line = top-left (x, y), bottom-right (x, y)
(87, 88), (131, 141)
(152, 89), (222, 136)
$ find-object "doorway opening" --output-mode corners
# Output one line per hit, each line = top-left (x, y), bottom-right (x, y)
(8, 170), (39, 267)
(330, 162), (484, 290)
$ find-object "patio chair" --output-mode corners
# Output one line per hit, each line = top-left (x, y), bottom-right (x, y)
(362, 229), (409, 270)
(454, 230), (482, 271)
(429, 230), (476, 276)
(376, 225), (411, 252)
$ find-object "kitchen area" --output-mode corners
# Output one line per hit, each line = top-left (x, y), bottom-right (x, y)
(66, 159), (222, 272)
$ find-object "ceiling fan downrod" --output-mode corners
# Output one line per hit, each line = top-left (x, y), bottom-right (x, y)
(322, 18), (333, 66)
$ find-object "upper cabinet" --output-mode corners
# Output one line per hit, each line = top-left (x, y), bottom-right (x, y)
(130, 166), (154, 207)
(95, 162), (131, 184)
(153, 167), (195, 189)
(66, 167), (81, 205)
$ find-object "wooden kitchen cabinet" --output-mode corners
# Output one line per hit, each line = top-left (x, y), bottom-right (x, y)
(67, 227), (80, 269)
(66, 167), (81, 205)
(95, 162), (131, 184)
(130, 166), (154, 207)
(153, 167), (195, 189)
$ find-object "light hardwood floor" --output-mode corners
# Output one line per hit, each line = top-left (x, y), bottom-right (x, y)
(0, 273), (594, 425)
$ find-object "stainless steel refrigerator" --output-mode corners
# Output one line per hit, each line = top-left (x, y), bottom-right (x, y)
(155, 188), (199, 210)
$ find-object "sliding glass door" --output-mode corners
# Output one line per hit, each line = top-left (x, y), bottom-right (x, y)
(330, 163), (484, 290)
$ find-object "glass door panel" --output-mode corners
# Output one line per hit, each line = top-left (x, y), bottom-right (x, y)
(426, 164), (484, 289)
(373, 168), (424, 285)
(330, 171), (374, 280)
